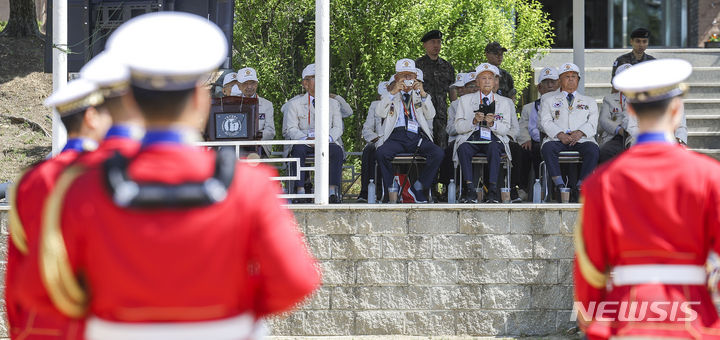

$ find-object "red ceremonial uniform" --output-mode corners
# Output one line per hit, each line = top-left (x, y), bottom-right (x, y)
(73, 126), (142, 167)
(574, 134), (720, 339)
(6, 140), (91, 340)
(36, 134), (320, 336)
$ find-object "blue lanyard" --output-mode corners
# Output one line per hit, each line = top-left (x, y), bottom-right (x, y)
(141, 129), (198, 147)
(61, 138), (95, 152)
(105, 125), (143, 140)
(636, 132), (673, 145)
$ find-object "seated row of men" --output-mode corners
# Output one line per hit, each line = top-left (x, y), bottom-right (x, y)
(220, 57), (687, 204)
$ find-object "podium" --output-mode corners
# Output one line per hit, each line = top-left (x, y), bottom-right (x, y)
(205, 96), (260, 141)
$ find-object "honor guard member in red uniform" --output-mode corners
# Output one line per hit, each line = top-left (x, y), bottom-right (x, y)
(574, 59), (720, 339)
(37, 12), (321, 340)
(76, 50), (145, 167)
(375, 58), (443, 203)
(7, 78), (110, 339)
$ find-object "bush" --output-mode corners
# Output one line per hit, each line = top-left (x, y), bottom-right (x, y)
(233, 0), (554, 152)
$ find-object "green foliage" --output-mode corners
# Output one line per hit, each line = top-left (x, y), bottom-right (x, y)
(232, 0), (554, 152)
(0, 21), (7, 32)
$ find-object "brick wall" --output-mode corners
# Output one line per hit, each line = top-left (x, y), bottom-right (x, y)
(0, 205), (582, 338)
(270, 205), (580, 337)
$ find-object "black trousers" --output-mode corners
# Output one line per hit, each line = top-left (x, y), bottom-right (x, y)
(376, 128), (444, 190)
(359, 142), (381, 198)
(290, 143), (344, 188)
(510, 140), (542, 189)
(457, 133), (503, 189)
(437, 141), (456, 186)
(541, 141), (599, 183)
(599, 134), (627, 164)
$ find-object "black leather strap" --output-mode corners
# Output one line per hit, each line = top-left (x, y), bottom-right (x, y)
(103, 148), (236, 209)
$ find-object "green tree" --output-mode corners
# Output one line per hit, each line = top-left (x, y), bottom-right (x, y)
(232, 0), (554, 153)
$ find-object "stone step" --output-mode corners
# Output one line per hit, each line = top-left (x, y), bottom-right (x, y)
(587, 98), (720, 115)
(532, 48), (720, 68)
(692, 149), (720, 161)
(536, 66), (720, 84)
(584, 83), (720, 99)
(688, 131), (720, 149)
(687, 115), (720, 132)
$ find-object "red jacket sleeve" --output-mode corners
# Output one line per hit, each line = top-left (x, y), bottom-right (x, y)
(574, 179), (609, 331)
(248, 166), (321, 317)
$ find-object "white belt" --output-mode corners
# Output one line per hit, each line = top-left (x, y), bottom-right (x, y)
(611, 264), (706, 286)
(86, 313), (255, 340)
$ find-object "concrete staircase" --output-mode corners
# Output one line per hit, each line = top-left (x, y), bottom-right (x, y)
(532, 49), (720, 160)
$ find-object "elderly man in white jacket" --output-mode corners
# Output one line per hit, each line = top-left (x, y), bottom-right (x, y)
(375, 58), (443, 203)
(282, 63), (345, 203)
(454, 63), (515, 203)
(236, 67), (275, 156)
(540, 62), (599, 202)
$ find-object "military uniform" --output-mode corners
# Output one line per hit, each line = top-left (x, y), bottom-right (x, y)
(415, 54), (455, 149)
(611, 52), (655, 79)
(31, 13), (320, 340)
(497, 67), (516, 99)
(575, 58), (720, 339)
(7, 78), (106, 340)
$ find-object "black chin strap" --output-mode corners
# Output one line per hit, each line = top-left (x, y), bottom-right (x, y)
(104, 149), (236, 208)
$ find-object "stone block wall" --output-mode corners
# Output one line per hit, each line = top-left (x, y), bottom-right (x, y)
(0, 205), (581, 338)
(269, 205), (580, 337)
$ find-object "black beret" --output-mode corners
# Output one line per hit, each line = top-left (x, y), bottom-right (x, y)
(484, 41), (507, 53)
(421, 30), (443, 42)
(630, 27), (650, 39)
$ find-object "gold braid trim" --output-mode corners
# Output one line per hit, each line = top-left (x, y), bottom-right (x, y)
(8, 170), (30, 255)
(573, 204), (608, 289)
(40, 166), (88, 318)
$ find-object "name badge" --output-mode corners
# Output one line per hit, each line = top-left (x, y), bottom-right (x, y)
(407, 120), (419, 134)
(308, 129), (315, 138)
(480, 127), (491, 140)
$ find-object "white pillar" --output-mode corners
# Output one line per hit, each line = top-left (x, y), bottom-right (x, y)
(573, 0), (585, 94)
(51, 0), (68, 155)
(314, 0), (330, 205)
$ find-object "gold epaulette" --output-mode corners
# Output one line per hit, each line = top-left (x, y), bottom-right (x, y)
(40, 165), (88, 318)
(573, 201), (608, 289)
(8, 170), (30, 255)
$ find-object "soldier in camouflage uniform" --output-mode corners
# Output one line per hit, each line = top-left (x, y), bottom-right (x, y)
(416, 30), (456, 149)
(611, 27), (655, 79)
(485, 42), (516, 101)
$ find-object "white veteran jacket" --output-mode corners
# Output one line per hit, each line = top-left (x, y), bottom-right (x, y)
(447, 99), (460, 143)
(362, 100), (384, 143)
(597, 92), (630, 145)
(625, 111), (688, 145)
(453, 91), (514, 164)
(374, 91), (435, 147)
(282, 93), (344, 148)
(257, 96), (276, 155)
(518, 101), (541, 145)
(539, 91), (599, 146)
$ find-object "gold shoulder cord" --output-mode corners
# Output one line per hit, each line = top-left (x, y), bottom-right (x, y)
(8, 170), (30, 255)
(573, 202), (608, 289)
(40, 166), (88, 318)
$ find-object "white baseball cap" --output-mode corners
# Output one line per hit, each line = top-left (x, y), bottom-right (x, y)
(476, 63), (500, 77)
(395, 58), (417, 74)
(537, 67), (559, 84)
(416, 68), (424, 82)
(237, 67), (258, 83)
(559, 62), (581, 76)
(223, 72), (238, 86)
(614, 63), (632, 78)
(302, 64), (315, 79)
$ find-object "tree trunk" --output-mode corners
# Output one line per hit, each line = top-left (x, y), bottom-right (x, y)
(1, 0), (40, 38)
